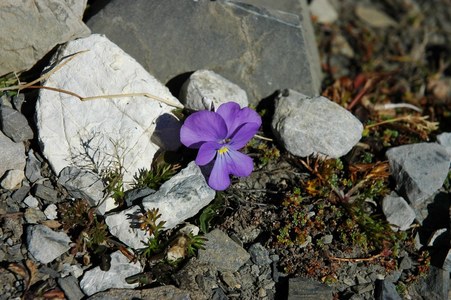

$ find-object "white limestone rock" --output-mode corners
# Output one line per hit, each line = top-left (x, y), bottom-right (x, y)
(79, 251), (142, 296)
(36, 34), (183, 185)
(27, 225), (71, 264)
(180, 69), (248, 111)
(105, 162), (215, 249)
(271, 90), (363, 158)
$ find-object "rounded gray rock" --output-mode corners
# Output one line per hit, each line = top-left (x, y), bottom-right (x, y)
(272, 90), (363, 158)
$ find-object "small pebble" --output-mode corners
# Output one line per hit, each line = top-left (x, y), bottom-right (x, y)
(24, 195), (39, 208)
(44, 204), (58, 220)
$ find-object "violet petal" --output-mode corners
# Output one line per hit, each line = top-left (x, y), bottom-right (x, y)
(224, 149), (254, 177)
(229, 122), (261, 150)
(208, 154), (231, 191)
(180, 110), (227, 148)
(217, 102), (262, 137)
(196, 141), (220, 166)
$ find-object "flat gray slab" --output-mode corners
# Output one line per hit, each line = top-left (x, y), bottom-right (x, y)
(26, 225), (71, 264)
(382, 192), (416, 231)
(386, 143), (450, 205)
(198, 229), (250, 272)
(0, 0), (90, 76)
(87, 0), (321, 104)
(0, 131), (26, 178)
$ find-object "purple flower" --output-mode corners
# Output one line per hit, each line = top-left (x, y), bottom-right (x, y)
(180, 102), (262, 190)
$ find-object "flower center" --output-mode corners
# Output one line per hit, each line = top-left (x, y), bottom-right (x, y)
(218, 146), (229, 155)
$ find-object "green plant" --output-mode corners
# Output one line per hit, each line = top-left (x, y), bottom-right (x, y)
(101, 161), (126, 206)
(185, 233), (207, 257)
(133, 163), (180, 190)
(138, 208), (166, 257)
(0, 73), (19, 97)
(58, 199), (109, 262)
(198, 193), (224, 233)
(245, 138), (280, 168)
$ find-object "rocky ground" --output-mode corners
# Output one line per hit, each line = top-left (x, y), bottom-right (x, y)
(0, 0), (450, 299)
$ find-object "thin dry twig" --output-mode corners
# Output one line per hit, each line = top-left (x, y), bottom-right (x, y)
(254, 134), (273, 142)
(328, 252), (383, 263)
(0, 50), (89, 92)
(0, 50), (184, 109)
(373, 103), (422, 113)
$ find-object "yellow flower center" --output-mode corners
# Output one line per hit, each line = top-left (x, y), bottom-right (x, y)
(218, 146), (229, 155)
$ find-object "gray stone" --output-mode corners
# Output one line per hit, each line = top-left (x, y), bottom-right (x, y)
(375, 280), (402, 300)
(12, 186), (31, 204)
(87, 285), (191, 300)
(0, 106), (33, 142)
(87, 0), (321, 105)
(12, 93), (25, 112)
(173, 258), (215, 300)
(25, 150), (43, 184)
(24, 208), (46, 224)
(61, 263), (84, 279)
(6, 244), (25, 262)
(36, 34), (182, 185)
(272, 90), (363, 158)
(211, 288), (228, 300)
(80, 251), (142, 296)
(124, 187), (155, 206)
(382, 192), (416, 231)
(3, 216), (24, 244)
(198, 229), (250, 272)
(0, 169), (24, 190)
(44, 204), (58, 220)
(353, 283), (374, 295)
(355, 4), (397, 28)
(23, 195), (39, 208)
(0, 94), (12, 108)
(399, 255), (413, 270)
(180, 70), (248, 111)
(58, 166), (105, 207)
(248, 243), (272, 266)
(33, 184), (58, 203)
(105, 162), (215, 249)
(195, 268), (219, 292)
(437, 132), (451, 156)
(220, 271), (241, 289)
(0, 0), (90, 76)
(443, 249), (451, 272)
(386, 143), (450, 205)
(26, 225), (71, 264)
(57, 276), (85, 300)
(288, 278), (333, 300)
(0, 131), (26, 178)
(309, 0), (338, 24)
(408, 265), (449, 300)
